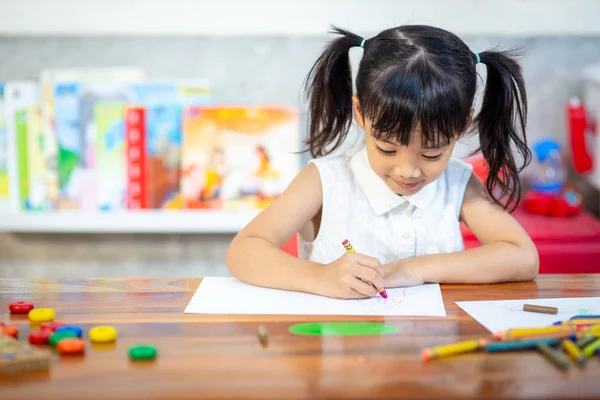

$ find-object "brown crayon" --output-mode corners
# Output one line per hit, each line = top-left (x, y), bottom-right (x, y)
(537, 342), (571, 370)
(523, 304), (558, 315)
(257, 325), (268, 347)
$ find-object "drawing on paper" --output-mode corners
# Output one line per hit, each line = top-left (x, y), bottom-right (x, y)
(184, 278), (447, 317)
(357, 288), (409, 314)
(456, 297), (600, 333)
(499, 304), (595, 316)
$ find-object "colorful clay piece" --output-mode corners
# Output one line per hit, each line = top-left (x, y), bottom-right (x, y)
(0, 322), (5, 328)
(28, 330), (52, 345)
(2, 326), (19, 339)
(89, 326), (118, 343)
(40, 321), (66, 332)
(49, 331), (78, 347)
(57, 339), (86, 355)
(129, 345), (157, 360)
(56, 325), (83, 338)
(9, 301), (34, 314)
(28, 308), (55, 323)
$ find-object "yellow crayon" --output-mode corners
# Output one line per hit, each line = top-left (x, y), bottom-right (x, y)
(421, 338), (488, 361)
(562, 339), (586, 365)
(582, 337), (600, 358)
(496, 326), (574, 339)
(341, 239), (388, 299)
(583, 324), (600, 334)
(555, 320), (600, 327)
(342, 239), (356, 253)
(501, 330), (579, 342)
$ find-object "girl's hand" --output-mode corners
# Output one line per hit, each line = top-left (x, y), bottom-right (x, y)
(383, 259), (425, 287)
(314, 252), (385, 299)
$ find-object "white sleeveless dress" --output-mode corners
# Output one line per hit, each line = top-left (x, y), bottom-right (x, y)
(298, 143), (474, 264)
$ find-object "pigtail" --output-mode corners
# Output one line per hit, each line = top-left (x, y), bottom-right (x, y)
(473, 50), (531, 212)
(304, 26), (363, 157)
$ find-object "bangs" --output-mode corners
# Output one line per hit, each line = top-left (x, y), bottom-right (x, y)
(359, 63), (471, 148)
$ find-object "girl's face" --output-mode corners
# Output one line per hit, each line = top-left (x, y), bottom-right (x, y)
(353, 98), (459, 196)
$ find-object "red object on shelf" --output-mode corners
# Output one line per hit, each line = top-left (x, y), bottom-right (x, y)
(523, 187), (582, 218)
(567, 98), (594, 174)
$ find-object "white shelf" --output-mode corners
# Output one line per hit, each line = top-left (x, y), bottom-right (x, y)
(0, 210), (259, 233)
(0, 0), (598, 36)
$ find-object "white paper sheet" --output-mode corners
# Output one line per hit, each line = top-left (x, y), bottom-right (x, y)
(456, 297), (600, 333)
(184, 277), (447, 316)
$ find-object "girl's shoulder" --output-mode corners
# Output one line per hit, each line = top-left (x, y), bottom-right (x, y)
(307, 146), (357, 173)
(443, 157), (474, 182)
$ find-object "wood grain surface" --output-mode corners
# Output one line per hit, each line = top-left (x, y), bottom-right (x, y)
(1, 274), (599, 399)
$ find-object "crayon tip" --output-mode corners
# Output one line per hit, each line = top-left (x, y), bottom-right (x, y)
(379, 289), (388, 298)
(420, 348), (432, 361)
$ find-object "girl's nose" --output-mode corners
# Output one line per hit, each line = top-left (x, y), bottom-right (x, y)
(393, 155), (421, 179)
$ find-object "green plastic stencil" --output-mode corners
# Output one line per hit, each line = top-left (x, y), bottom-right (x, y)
(289, 322), (397, 336)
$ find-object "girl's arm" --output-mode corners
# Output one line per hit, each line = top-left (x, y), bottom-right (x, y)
(226, 164), (324, 293)
(384, 173), (539, 286)
(226, 163), (385, 298)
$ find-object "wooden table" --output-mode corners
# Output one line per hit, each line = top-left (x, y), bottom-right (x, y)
(1, 274), (599, 399)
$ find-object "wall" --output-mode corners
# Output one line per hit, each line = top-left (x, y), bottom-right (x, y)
(1, 29), (600, 278)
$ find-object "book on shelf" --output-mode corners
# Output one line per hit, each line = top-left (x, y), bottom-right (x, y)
(0, 71), (302, 223)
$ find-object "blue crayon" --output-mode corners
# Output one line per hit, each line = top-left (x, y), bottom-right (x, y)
(485, 338), (560, 352)
(570, 315), (600, 320)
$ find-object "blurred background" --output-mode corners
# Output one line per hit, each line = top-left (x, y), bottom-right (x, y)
(0, 0), (599, 279)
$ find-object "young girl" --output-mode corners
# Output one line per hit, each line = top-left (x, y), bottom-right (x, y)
(226, 25), (539, 299)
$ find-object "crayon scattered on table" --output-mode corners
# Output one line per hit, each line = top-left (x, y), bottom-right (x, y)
(582, 337), (600, 358)
(553, 319), (600, 327)
(498, 330), (578, 342)
(586, 325), (600, 334)
(341, 239), (387, 299)
(257, 325), (268, 347)
(576, 335), (597, 348)
(561, 339), (586, 365)
(571, 315), (600, 320)
(494, 325), (574, 340)
(485, 338), (559, 352)
(421, 338), (488, 361)
(523, 304), (558, 315)
(536, 342), (571, 370)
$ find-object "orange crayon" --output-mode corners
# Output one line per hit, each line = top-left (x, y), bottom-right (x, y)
(341, 239), (387, 299)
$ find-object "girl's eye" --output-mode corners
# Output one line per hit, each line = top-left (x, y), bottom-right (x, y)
(376, 146), (396, 156)
(423, 153), (443, 161)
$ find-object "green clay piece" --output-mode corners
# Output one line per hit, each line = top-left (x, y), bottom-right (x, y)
(49, 331), (78, 347)
(289, 322), (397, 336)
(129, 345), (157, 360)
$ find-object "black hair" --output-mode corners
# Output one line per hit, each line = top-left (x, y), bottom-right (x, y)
(303, 25), (530, 211)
